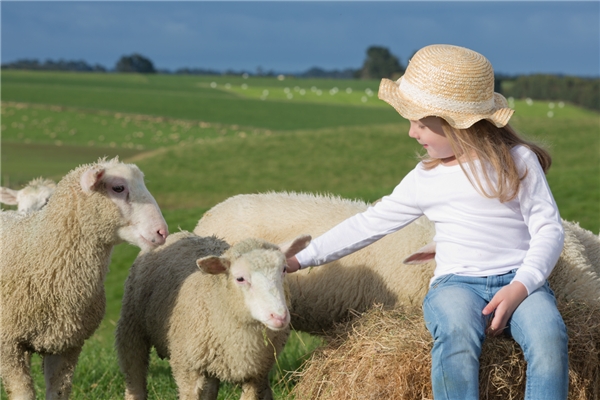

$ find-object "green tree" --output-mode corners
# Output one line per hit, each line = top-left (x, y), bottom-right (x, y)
(359, 46), (404, 80)
(115, 53), (156, 73)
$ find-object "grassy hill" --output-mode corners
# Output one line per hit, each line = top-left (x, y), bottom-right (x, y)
(1, 70), (598, 398)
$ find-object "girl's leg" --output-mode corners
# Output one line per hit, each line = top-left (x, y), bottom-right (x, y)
(508, 283), (569, 400)
(423, 275), (488, 400)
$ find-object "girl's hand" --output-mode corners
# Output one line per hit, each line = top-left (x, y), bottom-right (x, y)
(286, 256), (301, 273)
(482, 281), (528, 336)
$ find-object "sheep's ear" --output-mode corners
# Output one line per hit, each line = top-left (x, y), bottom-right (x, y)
(403, 243), (436, 265)
(197, 256), (230, 275)
(280, 234), (312, 258)
(0, 187), (19, 205)
(80, 167), (106, 194)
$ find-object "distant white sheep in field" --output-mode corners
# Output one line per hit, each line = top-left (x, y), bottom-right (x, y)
(0, 177), (56, 213)
(194, 191), (600, 335)
(0, 157), (168, 400)
(115, 231), (310, 400)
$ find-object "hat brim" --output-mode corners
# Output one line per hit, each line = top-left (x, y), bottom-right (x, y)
(378, 78), (514, 129)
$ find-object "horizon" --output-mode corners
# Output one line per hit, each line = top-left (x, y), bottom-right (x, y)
(1, 1), (599, 78)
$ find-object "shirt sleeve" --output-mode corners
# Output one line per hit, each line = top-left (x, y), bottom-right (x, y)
(296, 168), (424, 268)
(511, 149), (564, 294)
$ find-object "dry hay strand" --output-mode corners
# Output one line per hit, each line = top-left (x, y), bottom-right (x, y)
(290, 301), (600, 400)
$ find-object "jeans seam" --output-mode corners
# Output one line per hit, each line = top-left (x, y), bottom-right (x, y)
(423, 299), (452, 400)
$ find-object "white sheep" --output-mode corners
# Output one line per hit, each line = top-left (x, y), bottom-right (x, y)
(0, 177), (56, 213)
(194, 191), (600, 335)
(0, 157), (169, 400)
(115, 231), (311, 400)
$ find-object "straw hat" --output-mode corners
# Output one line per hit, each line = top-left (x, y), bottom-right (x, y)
(378, 44), (514, 129)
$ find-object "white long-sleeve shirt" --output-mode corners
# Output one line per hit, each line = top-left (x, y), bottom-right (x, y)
(295, 145), (564, 295)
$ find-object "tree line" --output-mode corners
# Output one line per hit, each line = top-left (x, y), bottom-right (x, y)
(1, 58), (107, 72)
(2, 48), (598, 111)
(500, 74), (599, 113)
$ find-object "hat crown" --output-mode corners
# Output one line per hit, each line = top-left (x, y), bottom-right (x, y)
(377, 44), (513, 129)
(403, 44), (495, 109)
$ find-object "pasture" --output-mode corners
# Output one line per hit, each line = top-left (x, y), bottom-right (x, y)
(1, 70), (598, 399)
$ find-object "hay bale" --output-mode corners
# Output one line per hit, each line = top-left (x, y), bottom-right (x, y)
(290, 302), (600, 400)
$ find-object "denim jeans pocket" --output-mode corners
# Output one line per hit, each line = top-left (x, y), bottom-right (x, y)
(430, 274), (453, 289)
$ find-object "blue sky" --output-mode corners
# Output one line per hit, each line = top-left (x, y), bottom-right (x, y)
(1, 1), (599, 77)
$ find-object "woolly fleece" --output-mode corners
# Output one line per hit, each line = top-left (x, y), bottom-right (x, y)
(0, 158), (167, 400)
(116, 231), (298, 400)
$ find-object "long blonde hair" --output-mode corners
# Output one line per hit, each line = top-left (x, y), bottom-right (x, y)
(420, 119), (552, 203)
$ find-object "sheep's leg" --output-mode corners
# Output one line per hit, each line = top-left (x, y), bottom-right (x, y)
(240, 376), (272, 400)
(199, 375), (219, 400)
(116, 331), (151, 400)
(172, 366), (214, 400)
(0, 344), (35, 400)
(43, 347), (82, 400)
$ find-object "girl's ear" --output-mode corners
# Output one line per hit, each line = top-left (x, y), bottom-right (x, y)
(80, 167), (106, 194)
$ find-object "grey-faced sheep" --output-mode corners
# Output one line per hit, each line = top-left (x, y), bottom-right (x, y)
(0, 157), (168, 400)
(0, 177), (56, 213)
(115, 231), (311, 400)
(193, 191), (600, 335)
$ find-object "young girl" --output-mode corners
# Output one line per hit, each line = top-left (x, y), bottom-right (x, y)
(286, 44), (568, 400)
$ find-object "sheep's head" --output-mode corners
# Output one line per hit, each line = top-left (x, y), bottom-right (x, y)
(0, 178), (56, 213)
(79, 158), (168, 252)
(197, 235), (311, 331)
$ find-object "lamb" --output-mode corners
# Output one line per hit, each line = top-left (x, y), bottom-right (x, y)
(0, 157), (168, 400)
(193, 191), (600, 335)
(0, 177), (56, 213)
(115, 231), (311, 400)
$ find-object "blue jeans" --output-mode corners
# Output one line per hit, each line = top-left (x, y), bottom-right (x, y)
(422, 271), (568, 400)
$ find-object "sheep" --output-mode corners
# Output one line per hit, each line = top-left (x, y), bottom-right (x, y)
(194, 191), (435, 334)
(0, 177), (56, 213)
(193, 191), (600, 335)
(0, 157), (168, 400)
(115, 231), (311, 400)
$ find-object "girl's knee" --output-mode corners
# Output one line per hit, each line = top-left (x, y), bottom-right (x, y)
(529, 327), (568, 355)
(518, 323), (568, 373)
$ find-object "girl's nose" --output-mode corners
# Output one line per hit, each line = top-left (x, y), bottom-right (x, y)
(408, 128), (419, 139)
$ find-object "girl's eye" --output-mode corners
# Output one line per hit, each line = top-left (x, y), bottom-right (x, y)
(113, 185), (125, 193)
(236, 277), (245, 282)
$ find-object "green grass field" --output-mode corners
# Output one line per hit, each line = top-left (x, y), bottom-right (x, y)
(1, 70), (598, 399)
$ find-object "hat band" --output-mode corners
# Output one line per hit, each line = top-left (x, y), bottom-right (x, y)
(399, 78), (495, 115)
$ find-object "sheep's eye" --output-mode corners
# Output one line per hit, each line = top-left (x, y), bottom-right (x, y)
(236, 277), (245, 282)
(112, 185), (125, 193)
(283, 266), (287, 273)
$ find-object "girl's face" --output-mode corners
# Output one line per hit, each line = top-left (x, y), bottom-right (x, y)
(408, 117), (457, 165)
